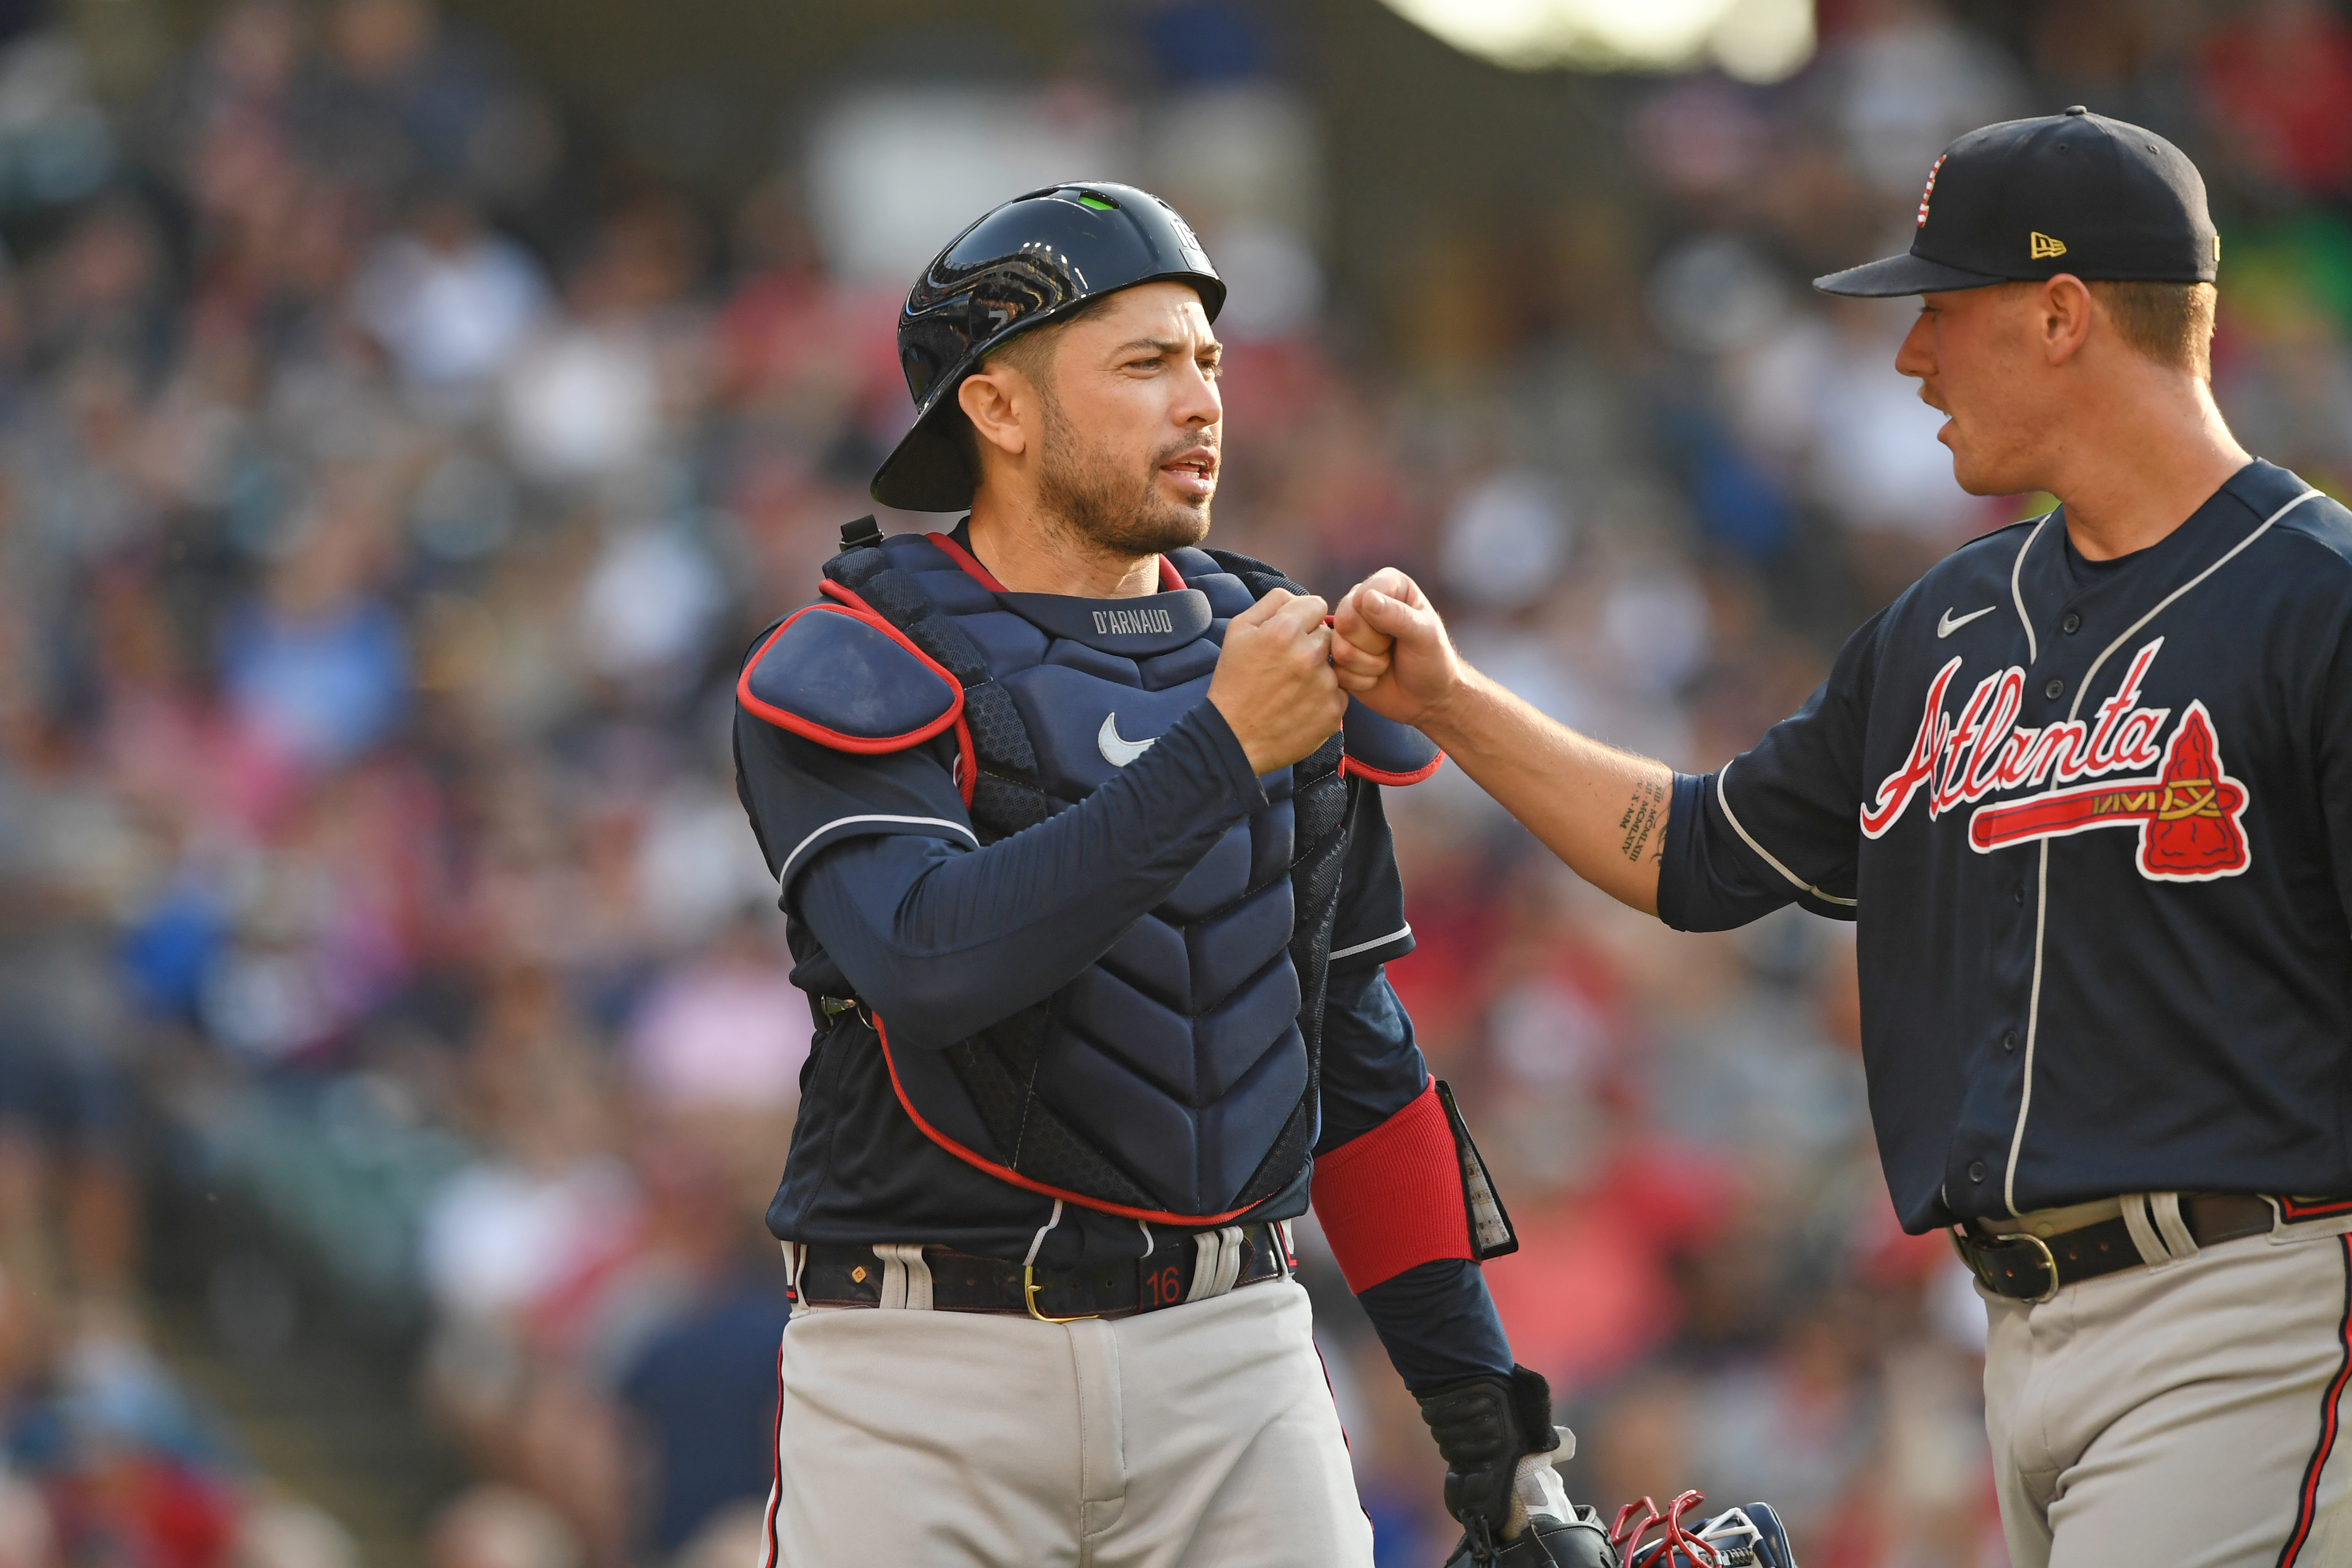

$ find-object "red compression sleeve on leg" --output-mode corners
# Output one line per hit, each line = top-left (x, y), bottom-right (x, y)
(1311, 1080), (1472, 1293)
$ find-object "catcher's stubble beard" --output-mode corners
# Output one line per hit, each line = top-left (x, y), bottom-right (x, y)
(1032, 378), (1215, 563)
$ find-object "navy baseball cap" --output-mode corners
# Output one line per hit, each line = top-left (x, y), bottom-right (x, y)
(1815, 106), (2220, 297)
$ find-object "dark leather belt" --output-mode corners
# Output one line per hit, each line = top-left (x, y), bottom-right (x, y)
(796, 1223), (1290, 1320)
(1954, 1194), (2278, 1303)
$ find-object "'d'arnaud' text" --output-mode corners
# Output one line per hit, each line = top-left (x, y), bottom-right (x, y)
(1092, 606), (1175, 636)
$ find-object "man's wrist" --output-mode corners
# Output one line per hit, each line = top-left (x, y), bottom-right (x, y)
(1202, 692), (1265, 776)
(1414, 667), (1486, 752)
(1186, 698), (1274, 802)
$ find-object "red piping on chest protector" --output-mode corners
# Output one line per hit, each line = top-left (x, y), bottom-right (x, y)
(927, 531), (1008, 590)
(1310, 1079), (1471, 1292)
(1340, 751), (1446, 787)
(929, 531), (1185, 599)
(737, 602), (965, 755)
(871, 1014), (1266, 1228)
(765, 582), (974, 807)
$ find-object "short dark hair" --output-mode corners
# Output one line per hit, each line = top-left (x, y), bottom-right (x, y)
(952, 294), (1121, 476)
(2091, 280), (2217, 378)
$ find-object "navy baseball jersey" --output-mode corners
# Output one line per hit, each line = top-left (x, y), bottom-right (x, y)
(1661, 460), (2352, 1229)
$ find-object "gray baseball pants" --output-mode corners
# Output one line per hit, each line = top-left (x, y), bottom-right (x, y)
(755, 1274), (1375, 1567)
(1983, 1216), (2352, 1568)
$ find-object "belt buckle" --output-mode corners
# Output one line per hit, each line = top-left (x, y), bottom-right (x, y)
(1990, 1230), (2062, 1304)
(2014, 1231), (2062, 1303)
(1954, 1225), (2061, 1304)
(1022, 1265), (1101, 1324)
(2007, 1231), (2061, 1304)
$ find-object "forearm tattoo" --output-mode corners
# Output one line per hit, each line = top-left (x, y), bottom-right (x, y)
(1617, 776), (1667, 864)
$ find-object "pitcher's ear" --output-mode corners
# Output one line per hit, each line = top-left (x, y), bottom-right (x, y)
(2041, 273), (2095, 366)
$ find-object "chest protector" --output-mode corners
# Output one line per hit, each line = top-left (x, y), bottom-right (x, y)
(743, 528), (1439, 1227)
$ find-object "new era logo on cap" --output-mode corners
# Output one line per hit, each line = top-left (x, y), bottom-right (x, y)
(1817, 106), (2218, 298)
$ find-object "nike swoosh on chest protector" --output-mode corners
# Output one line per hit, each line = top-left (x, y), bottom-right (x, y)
(1938, 604), (1998, 637)
(1098, 713), (1157, 767)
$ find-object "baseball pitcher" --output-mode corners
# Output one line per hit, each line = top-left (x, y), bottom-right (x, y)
(1334, 109), (2352, 1568)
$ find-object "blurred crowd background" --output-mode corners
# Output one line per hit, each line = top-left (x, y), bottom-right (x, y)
(0, 0), (2348, 1565)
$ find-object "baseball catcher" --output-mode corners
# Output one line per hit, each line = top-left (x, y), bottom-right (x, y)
(733, 181), (1615, 1565)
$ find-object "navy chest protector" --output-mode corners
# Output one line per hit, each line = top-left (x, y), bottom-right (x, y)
(739, 529), (1441, 1226)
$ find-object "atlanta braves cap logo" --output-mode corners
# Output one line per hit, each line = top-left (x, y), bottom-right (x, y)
(1916, 154), (1946, 227)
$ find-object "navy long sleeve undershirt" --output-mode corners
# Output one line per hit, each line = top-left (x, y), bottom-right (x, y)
(789, 702), (1267, 1048)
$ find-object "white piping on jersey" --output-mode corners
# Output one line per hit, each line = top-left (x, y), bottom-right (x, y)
(1716, 760), (1859, 907)
(777, 813), (978, 888)
(2001, 487), (2323, 1215)
(2013, 837), (2051, 1217)
(1329, 924), (1413, 962)
(2010, 512), (2054, 666)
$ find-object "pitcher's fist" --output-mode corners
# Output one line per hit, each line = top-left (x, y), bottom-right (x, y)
(1334, 569), (1465, 728)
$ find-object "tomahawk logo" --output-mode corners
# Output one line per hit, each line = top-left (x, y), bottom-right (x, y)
(1860, 638), (2252, 881)
(1969, 701), (2249, 879)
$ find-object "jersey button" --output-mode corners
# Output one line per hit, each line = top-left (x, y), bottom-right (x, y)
(2002, 1029), (2018, 1052)
(1968, 1160), (1988, 1182)
(2060, 612), (2082, 634)
(2044, 678), (2064, 700)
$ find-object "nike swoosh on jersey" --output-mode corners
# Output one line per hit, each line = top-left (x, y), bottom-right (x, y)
(1937, 605), (1998, 638)
(1098, 713), (1157, 767)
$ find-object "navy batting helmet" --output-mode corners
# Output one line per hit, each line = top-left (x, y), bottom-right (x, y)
(870, 181), (1225, 512)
